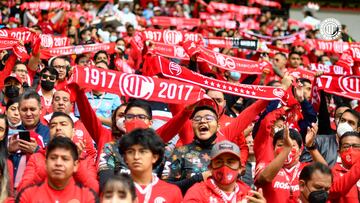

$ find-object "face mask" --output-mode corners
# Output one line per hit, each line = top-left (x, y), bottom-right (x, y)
(11, 24), (18, 28)
(116, 117), (125, 132)
(110, 35), (117, 42)
(4, 86), (20, 98)
(308, 190), (329, 203)
(8, 119), (21, 128)
(337, 122), (353, 137)
(212, 165), (238, 185)
(276, 147), (299, 167)
(229, 71), (241, 81)
(85, 36), (91, 41)
(41, 80), (55, 91)
(117, 45), (125, 52)
(324, 61), (332, 66)
(123, 7), (130, 14)
(340, 147), (360, 168)
(148, 3), (154, 9)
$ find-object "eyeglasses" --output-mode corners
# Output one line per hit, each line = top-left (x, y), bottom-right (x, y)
(341, 144), (360, 150)
(42, 74), (56, 81)
(192, 114), (217, 123)
(53, 65), (67, 70)
(124, 114), (149, 120)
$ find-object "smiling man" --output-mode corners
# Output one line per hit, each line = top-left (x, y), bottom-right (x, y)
(16, 136), (98, 203)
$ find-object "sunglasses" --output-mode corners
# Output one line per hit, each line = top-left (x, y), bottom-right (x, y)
(42, 74), (56, 81)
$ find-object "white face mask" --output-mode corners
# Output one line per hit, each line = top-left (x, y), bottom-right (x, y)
(337, 122), (354, 137)
(116, 117), (125, 132)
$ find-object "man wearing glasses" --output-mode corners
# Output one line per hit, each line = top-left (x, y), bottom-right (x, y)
(328, 131), (360, 203)
(50, 56), (69, 88)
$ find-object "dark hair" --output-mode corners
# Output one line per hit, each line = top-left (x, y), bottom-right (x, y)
(40, 67), (59, 80)
(119, 128), (165, 168)
(275, 52), (287, 59)
(0, 114), (9, 158)
(266, 80), (281, 87)
(273, 128), (303, 148)
(299, 162), (332, 182)
(111, 103), (127, 138)
(190, 106), (218, 119)
(75, 54), (87, 65)
(124, 100), (152, 120)
(46, 136), (78, 161)
(339, 131), (360, 148)
(94, 50), (109, 61)
(5, 97), (19, 110)
(335, 103), (351, 114)
(297, 78), (311, 86)
(19, 90), (41, 107)
(341, 109), (360, 128)
(101, 174), (137, 201)
(49, 112), (74, 128)
(13, 61), (28, 72)
(289, 51), (301, 58)
(0, 114), (9, 199)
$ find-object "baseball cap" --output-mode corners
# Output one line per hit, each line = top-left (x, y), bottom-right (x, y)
(4, 73), (22, 84)
(210, 140), (241, 161)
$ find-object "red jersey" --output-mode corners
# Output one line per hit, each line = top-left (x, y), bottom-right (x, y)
(255, 162), (308, 203)
(329, 162), (360, 203)
(16, 177), (98, 203)
(134, 176), (182, 203)
(184, 178), (251, 203)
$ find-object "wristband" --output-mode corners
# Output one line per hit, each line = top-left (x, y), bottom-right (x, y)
(306, 142), (317, 151)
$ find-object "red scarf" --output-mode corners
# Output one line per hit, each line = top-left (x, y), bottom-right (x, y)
(69, 66), (205, 104)
(0, 37), (29, 61)
(0, 28), (69, 48)
(209, 2), (261, 15)
(309, 63), (351, 75)
(150, 17), (201, 29)
(203, 37), (259, 49)
(150, 42), (190, 60)
(40, 43), (116, 59)
(154, 55), (288, 103)
(249, 0), (281, 8)
(144, 29), (202, 45)
(20, 1), (71, 11)
(182, 41), (264, 74)
(316, 75), (360, 100)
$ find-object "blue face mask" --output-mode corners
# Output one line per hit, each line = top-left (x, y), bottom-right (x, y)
(110, 35), (117, 42)
(123, 7), (130, 14)
(324, 61), (332, 66)
(229, 71), (241, 81)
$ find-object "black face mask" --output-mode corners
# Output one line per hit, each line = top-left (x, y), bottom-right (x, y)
(308, 190), (328, 203)
(233, 103), (243, 112)
(194, 133), (217, 149)
(41, 80), (55, 91)
(4, 85), (20, 98)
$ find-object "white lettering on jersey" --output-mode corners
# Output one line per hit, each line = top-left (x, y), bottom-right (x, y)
(273, 181), (299, 191)
(209, 196), (218, 203)
(154, 197), (166, 203)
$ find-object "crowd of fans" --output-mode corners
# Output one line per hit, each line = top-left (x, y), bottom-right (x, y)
(0, 0), (359, 202)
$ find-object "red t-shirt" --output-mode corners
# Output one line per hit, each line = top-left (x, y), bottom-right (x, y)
(16, 177), (98, 202)
(255, 162), (308, 203)
(135, 176), (182, 203)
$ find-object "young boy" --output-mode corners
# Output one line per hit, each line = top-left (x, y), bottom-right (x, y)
(119, 128), (182, 203)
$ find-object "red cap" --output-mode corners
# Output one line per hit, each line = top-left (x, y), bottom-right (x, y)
(124, 119), (149, 133)
(5, 73), (22, 84)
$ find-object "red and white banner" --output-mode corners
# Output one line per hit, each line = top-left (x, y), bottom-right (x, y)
(288, 68), (315, 82)
(183, 41), (263, 74)
(150, 17), (201, 29)
(0, 37), (29, 61)
(0, 28), (69, 48)
(349, 43), (360, 61)
(206, 20), (237, 29)
(203, 37), (259, 50)
(143, 29), (202, 45)
(306, 39), (350, 54)
(316, 75), (360, 100)
(209, 2), (261, 15)
(20, 1), (71, 11)
(69, 66), (205, 104)
(309, 63), (351, 75)
(199, 12), (238, 21)
(155, 56), (287, 102)
(40, 43), (115, 59)
(150, 42), (190, 60)
(241, 30), (305, 44)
